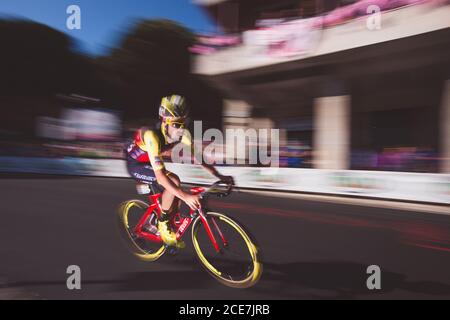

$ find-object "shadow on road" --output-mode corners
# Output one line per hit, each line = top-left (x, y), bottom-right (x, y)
(109, 258), (450, 298)
(255, 261), (450, 299)
(2, 260), (449, 299)
(114, 270), (218, 292)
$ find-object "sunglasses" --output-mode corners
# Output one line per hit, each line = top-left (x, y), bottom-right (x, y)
(164, 117), (190, 129)
(170, 122), (186, 129)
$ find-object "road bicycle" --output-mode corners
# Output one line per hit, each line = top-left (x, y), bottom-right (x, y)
(117, 180), (262, 288)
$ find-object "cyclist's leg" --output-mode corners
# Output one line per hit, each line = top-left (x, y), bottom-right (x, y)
(160, 172), (181, 216)
(158, 172), (186, 248)
(127, 159), (180, 215)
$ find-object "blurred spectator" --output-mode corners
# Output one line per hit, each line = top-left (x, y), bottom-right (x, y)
(190, 33), (241, 55)
(192, 0), (448, 56)
(279, 140), (313, 168)
(352, 146), (439, 172)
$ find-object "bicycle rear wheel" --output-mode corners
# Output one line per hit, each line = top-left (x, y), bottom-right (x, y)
(191, 212), (262, 288)
(117, 200), (166, 261)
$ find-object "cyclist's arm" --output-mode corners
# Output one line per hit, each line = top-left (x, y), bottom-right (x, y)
(181, 131), (232, 183)
(201, 163), (223, 178)
(143, 131), (188, 200)
(202, 163), (234, 185)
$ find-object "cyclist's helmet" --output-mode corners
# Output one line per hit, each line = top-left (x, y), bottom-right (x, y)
(159, 95), (189, 142)
(159, 95), (189, 120)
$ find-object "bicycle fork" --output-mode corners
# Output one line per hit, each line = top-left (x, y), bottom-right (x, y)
(199, 209), (228, 254)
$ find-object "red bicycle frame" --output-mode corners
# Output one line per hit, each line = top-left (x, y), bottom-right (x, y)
(133, 186), (225, 253)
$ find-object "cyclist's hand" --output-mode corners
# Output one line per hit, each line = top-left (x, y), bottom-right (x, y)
(219, 175), (235, 186)
(183, 193), (201, 211)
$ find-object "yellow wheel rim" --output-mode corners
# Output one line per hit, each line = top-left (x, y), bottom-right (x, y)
(118, 200), (166, 261)
(192, 212), (262, 288)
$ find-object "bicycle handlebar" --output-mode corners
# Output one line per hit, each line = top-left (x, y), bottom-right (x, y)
(201, 180), (233, 198)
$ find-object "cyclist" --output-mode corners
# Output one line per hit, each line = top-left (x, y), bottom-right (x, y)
(125, 94), (234, 248)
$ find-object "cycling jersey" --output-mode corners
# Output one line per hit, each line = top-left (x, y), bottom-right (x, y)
(126, 126), (196, 172)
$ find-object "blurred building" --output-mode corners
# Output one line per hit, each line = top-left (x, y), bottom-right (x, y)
(193, 0), (450, 173)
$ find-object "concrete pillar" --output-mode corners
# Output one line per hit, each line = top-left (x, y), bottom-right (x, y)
(223, 99), (252, 129)
(222, 100), (253, 164)
(440, 80), (450, 173)
(313, 96), (351, 170)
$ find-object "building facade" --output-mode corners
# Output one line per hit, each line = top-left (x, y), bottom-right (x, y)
(193, 0), (450, 173)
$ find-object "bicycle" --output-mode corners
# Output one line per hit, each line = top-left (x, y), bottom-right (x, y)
(117, 180), (263, 288)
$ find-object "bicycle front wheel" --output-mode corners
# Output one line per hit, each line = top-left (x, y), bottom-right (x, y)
(191, 212), (262, 288)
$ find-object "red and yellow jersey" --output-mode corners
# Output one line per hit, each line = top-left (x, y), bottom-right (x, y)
(126, 127), (196, 171)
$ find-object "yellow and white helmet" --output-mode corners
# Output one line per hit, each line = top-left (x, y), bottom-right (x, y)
(159, 95), (189, 120)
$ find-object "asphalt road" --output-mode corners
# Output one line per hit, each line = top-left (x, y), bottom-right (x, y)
(0, 174), (449, 300)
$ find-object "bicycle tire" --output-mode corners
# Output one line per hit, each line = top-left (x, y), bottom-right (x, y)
(191, 212), (262, 288)
(117, 200), (166, 262)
